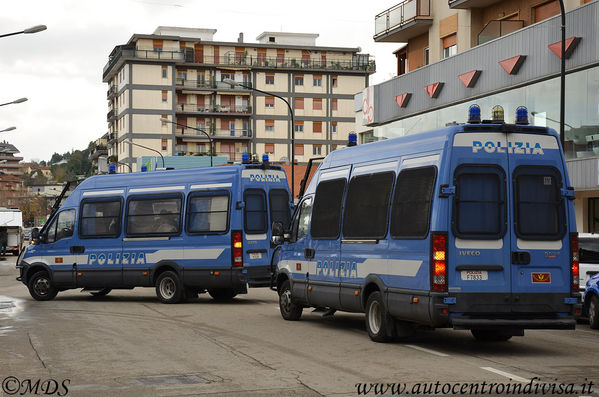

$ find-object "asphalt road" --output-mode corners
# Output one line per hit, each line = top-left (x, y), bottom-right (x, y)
(1, 255), (598, 397)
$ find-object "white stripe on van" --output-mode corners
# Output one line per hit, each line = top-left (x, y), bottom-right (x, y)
(402, 154), (440, 166)
(517, 239), (562, 250)
(319, 169), (349, 181)
(82, 190), (125, 197)
(145, 248), (224, 263)
(129, 186), (185, 193)
(453, 133), (505, 147)
(353, 161), (398, 174)
(246, 234), (267, 241)
(455, 238), (503, 249)
(190, 183), (232, 189)
(278, 259), (421, 278)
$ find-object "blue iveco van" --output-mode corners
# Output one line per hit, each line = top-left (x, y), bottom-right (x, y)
(272, 106), (581, 342)
(17, 159), (291, 303)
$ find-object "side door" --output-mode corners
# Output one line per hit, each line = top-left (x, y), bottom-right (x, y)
(42, 209), (77, 288)
(76, 197), (123, 288)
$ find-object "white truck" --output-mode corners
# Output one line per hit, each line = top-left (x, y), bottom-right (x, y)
(0, 208), (23, 256)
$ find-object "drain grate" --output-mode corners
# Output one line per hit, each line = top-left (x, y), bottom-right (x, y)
(135, 374), (210, 386)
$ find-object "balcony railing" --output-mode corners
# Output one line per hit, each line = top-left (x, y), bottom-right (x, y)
(175, 127), (252, 139)
(107, 109), (115, 122)
(478, 20), (525, 45)
(176, 103), (252, 114)
(374, 0), (431, 38)
(107, 84), (117, 99)
(175, 78), (253, 91)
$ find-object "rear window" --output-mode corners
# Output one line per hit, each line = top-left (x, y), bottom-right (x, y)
(580, 237), (599, 264)
(188, 191), (229, 233)
(126, 195), (182, 236)
(453, 165), (506, 239)
(311, 179), (346, 239)
(513, 166), (565, 240)
(244, 189), (267, 234)
(269, 189), (291, 231)
(80, 199), (122, 237)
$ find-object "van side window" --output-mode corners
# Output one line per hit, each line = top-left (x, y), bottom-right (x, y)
(47, 210), (75, 243)
(188, 192), (230, 233)
(513, 166), (565, 240)
(453, 165), (506, 239)
(311, 179), (346, 239)
(295, 197), (313, 240)
(343, 172), (394, 239)
(244, 189), (267, 234)
(80, 200), (122, 238)
(390, 167), (436, 239)
(127, 196), (182, 236)
(269, 189), (291, 231)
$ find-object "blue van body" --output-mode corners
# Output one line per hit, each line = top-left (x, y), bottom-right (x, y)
(17, 164), (291, 303)
(274, 122), (581, 341)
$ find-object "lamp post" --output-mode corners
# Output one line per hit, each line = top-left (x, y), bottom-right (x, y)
(0, 25), (47, 39)
(122, 140), (165, 169)
(0, 98), (27, 107)
(531, 112), (574, 130)
(160, 118), (213, 167)
(0, 127), (16, 133)
(223, 79), (296, 199)
(558, 0), (566, 151)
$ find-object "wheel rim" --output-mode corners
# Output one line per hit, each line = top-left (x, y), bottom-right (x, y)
(159, 277), (176, 299)
(33, 277), (50, 296)
(280, 289), (292, 314)
(368, 300), (382, 334)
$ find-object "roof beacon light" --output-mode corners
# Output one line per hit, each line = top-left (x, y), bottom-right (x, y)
(348, 132), (357, 147)
(242, 153), (250, 164)
(108, 164), (116, 174)
(491, 105), (504, 123)
(467, 104), (481, 123)
(262, 154), (269, 163)
(141, 165), (148, 172)
(515, 106), (529, 125)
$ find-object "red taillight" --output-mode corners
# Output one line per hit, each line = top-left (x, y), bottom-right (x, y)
(571, 233), (579, 291)
(431, 233), (448, 292)
(232, 231), (243, 267)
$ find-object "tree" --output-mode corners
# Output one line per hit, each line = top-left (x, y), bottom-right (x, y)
(20, 195), (49, 227)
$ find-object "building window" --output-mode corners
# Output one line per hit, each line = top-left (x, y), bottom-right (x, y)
(331, 145), (337, 151)
(331, 122), (338, 133)
(332, 98), (338, 111)
(295, 144), (304, 156)
(265, 120), (275, 132)
(332, 76), (338, 88)
(424, 47), (430, 65)
(313, 121), (322, 133)
(161, 138), (168, 151)
(295, 97), (304, 109)
(442, 34), (457, 59)
(161, 90), (168, 102)
(294, 75), (304, 86)
(313, 98), (322, 110)
(153, 39), (163, 52)
(264, 143), (274, 154)
(162, 66), (168, 78)
(313, 144), (322, 155)
(294, 121), (304, 133)
(265, 73), (274, 85)
(313, 75), (322, 86)
(265, 96), (275, 108)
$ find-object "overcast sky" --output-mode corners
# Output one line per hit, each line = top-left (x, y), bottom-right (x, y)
(1, 0), (400, 162)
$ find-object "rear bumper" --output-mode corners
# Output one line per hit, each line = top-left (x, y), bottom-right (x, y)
(451, 316), (576, 330)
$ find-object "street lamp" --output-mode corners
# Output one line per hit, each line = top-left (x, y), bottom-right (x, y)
(0, 126), (16, 133)
(0, 98), (28, 107)
(0, 25), (47, 39)
(160, 117), (213, 167)
(122, 140), (165, 169)
(223, 79), (296, 199)
(531, 111), (574, 130)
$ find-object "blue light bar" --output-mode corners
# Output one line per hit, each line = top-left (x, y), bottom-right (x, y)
(348, 132), (357, 147)
(108, 164), (116, 174)
(141, 165), (148, 172)
(242, 153), (250, 163)
(515, 106), (529, 125)
(467, 104), (481, 124)
(262, 154), (269, 163)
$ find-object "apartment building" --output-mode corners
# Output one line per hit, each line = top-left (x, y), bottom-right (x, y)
(0, 142), (24, 177)
(102, 27), (374, 173)
(358, 0), (599, 232)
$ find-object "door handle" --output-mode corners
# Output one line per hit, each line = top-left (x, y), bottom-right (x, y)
(304, 248), (315, 259)
(70, 245), (85, 254)
(511, 251), (530, 265)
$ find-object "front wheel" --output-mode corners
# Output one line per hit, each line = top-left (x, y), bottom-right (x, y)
(471, 329), (513, 341)
(28, 271), (58, 301)
(589, 295), (599, 329)
(365, 291), (395, 342)
(278, 280), (302, 320)
(155, 271), (183, 304)
(208, 288), (237, 302)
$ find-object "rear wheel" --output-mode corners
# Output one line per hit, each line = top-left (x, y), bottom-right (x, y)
(589, 295), (599, 329)
(365, 291), (395, 342)
(278, 280), (302, 320)
(155, 271), (183, 304)
(28, 271), (58, 301)
(471, 329), (513, 341)
(208, 288), (237, 302)
(90, 288), (111, 297)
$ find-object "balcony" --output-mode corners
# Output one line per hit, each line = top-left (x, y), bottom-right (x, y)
(107, 132), (117, 143)
(107, 84), (117, 99)
(374, 0), (432, 42)
(107, 109), (116, 122)
(103, 47), (184, 79)
(175, 127), (252, 141)
(478, 20), (525, 45)
(449, 0), (502, 9)
(89, 145), (108, 161)
(175, 103), (252, 116)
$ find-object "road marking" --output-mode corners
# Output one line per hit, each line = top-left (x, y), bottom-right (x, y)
(481, 367), (529, 383)
(404, 344), (449, 357)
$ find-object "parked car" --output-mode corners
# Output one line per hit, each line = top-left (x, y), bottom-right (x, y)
(583, 273), (599, 329)
(579, 233), (599, 301)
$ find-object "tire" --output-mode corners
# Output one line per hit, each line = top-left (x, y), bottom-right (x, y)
(90, 288), (111, 297)
(365, 291), (395, 342)
(208, 288), (237, 302)
(278, 280), (302, 320)
(28, 271), (58, 301)
(471, 329), (513, 341)
(589, 295), (599, 329)
(155, 271), (184, 304)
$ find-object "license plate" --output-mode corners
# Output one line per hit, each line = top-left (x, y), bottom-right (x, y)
(249, 252), (262, 260)
(461, 270), (488, 281)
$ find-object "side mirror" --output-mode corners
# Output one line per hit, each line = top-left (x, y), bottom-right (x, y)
(271, 221), (284, 245)
(32, 228), (40, 241)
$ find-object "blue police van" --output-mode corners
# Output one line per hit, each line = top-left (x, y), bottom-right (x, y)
(17, 159), (291, 303)
(272, 106), (581, 342)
